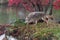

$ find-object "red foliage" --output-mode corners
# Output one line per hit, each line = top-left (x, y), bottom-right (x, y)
(8, 0), (60, 11)
(8, 0), (21, 6)
(8, 0), (49, 11)
(21, 0), (49, 11)
(53, 0), (60, 10)
(8, 0), (14, 6)
(21, 0), (35, 12)
(41, 0), (49, 6)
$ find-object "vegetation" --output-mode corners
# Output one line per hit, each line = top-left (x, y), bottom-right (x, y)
(0, 0), (60, 40)
(5, 19), (60, 40)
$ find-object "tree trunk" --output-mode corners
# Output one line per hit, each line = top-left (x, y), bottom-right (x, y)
(49, 0), (54, 15)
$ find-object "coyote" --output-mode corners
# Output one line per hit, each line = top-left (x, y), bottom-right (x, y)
(25, 12), (53, 25)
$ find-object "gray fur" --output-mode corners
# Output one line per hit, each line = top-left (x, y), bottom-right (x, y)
(25, 12), (46, 24)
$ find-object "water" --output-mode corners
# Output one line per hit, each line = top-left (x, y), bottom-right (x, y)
(0, 34), (17, 40)
(7, 36), (17, 40)
(0, 34), (5, 40)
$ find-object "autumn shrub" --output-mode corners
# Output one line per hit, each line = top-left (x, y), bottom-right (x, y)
(12, 19), (26, 27)
(6, 20), (60, 40)
(32, 30), (58, 40)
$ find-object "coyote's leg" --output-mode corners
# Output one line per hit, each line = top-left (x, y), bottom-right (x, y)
(42, 17), (48, 26)
(34, 20), (38, 25)
(35, 20), (38, 24)
(45, 20), (48, 26)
